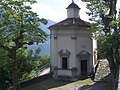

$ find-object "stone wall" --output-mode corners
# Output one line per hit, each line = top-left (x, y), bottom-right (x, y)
(94, 59), (110, 81)
(20, 73), (51, 88)
(117, 66), (120, 90)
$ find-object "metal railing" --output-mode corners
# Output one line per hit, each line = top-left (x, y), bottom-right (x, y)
(32, 62), (50, 77)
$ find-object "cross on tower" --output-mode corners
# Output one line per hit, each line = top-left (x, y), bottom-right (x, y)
(72, 0), (74, 3)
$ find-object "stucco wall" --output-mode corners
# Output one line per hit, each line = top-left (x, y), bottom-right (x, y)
(51, 29), (77, 69)
(76, 28), (92, 75)
(50, 26), (97, 78)
(50, 29), (58, 71)
(67, 8), (79, 18)
(93, 38), (97, 66)
(58, 69), (72, 76)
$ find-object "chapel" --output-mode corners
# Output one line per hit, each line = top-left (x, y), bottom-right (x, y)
(49, 0), (97, 81)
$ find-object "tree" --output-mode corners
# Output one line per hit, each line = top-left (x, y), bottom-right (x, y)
(17, 48), (50, 80)
(81, 0), (120, 89)
(0, 49), (12, 90)
(0, 0), (47, 90)
(0, 48), (50, 89)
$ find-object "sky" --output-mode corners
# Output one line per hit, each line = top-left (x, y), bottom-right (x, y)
(32, 0), (120, 22)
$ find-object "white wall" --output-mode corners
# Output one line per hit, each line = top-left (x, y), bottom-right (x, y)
(50, 26), (97, 76)
(67, 8), (79, 18)
(50, 29), (58, 71)
(93, 38), (97, 66)
(57, 29), (77, 68)
(58, 70), (72, 76)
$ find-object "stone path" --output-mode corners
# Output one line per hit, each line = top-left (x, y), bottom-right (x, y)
(49, 81), (111, 90)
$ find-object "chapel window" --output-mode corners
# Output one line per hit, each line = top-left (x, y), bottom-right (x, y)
(62, 57), (68, 69)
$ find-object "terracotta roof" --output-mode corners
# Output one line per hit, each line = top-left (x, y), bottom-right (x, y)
(49, 18), (89, 28)
(66, 2), (80, 9)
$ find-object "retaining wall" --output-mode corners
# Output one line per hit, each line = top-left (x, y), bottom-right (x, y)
(20, 73), (51, 88)
(117, 66), (120, 90)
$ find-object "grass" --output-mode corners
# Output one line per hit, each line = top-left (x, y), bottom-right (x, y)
(22, 76), (112, 90)
(22, 78), (68, 90)
(22, 77), (94, 90)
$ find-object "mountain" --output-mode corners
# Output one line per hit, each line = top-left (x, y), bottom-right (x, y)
(28, 19), (56, 54)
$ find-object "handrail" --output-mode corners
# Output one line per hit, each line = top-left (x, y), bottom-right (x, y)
(32, 62), (50, 77)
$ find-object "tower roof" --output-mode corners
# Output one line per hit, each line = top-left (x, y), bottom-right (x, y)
(49, 1), (89, 29)
(49, 18), (89, 29)
(66, 1), (80, 9)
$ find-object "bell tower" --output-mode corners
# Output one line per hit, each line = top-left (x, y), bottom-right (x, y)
(66, 0), (80, 18)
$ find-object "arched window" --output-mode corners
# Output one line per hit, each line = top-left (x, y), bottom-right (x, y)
(58, 49), (71, 69)
(62, 57), (68, 69)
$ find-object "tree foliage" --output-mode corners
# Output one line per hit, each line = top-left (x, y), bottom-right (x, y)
(0, 0), (47, 48)
(0, 48), (50, 89)
(0, 49), (11, 90)
(81, 0), (120, 66)
(81, 0), (120, 89)
(0, 0), (47, 89)
(17, 48), (50, 81)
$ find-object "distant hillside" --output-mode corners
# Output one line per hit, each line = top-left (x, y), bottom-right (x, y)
(28, 19), (56, 54)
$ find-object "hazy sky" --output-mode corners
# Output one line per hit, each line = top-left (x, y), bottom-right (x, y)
(32, 0), (120, 22)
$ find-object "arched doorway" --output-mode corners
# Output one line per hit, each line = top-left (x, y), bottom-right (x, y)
(81, 60), (87, 75)
(77, 50), (91, 76)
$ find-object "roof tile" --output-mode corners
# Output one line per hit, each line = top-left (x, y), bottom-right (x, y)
(49, 18), (89, 28)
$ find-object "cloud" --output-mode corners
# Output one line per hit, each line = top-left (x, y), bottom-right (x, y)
(32, 0), (89, 22)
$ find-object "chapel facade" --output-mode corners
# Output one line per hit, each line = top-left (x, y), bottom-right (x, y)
(49, 1), (97, 81)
